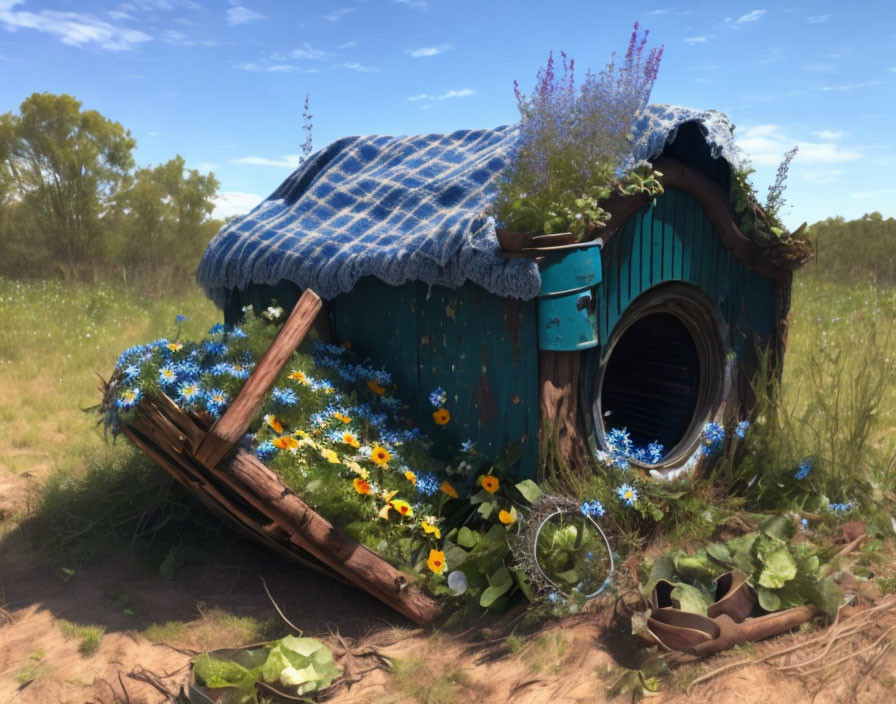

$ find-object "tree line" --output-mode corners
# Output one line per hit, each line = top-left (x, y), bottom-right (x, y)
(0, 92), (222, 287)
(802, 212), (896, 287)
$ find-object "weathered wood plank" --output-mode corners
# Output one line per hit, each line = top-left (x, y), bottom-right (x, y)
(195, 289), (322, 468)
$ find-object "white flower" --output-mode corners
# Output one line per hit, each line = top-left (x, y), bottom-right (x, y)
(447, 570), (467, 595)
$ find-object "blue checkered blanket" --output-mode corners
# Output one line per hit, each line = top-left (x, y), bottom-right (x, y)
(197, 105), (747, 306)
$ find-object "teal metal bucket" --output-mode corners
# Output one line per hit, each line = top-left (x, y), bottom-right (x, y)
(537, 241), (602, 351)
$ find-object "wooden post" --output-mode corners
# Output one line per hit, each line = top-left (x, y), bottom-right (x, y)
(538, 350), (591, 481)
(195, 289), (323, 468)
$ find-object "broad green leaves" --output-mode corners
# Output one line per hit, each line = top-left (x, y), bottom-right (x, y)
(192, 636), (341, 703)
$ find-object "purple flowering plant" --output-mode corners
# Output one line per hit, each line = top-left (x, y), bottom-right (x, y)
(495, 22), (664, 239)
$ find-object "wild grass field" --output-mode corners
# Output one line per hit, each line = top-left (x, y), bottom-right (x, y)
(1, 272), (895, 703)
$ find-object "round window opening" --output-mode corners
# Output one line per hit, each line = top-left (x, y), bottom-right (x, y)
(593, 287), (726, 468)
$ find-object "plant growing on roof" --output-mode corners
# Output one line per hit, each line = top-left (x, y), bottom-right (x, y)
(494, 22), (664, 240)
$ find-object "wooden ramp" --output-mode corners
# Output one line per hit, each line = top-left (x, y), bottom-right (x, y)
(118, 290), (440, 626)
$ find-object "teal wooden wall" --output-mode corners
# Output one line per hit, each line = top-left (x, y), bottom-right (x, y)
(598, 186), (776, 357)
(330, 278), (540, 479)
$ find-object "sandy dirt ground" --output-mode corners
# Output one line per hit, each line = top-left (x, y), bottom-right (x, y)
(2, 461), (895, 704)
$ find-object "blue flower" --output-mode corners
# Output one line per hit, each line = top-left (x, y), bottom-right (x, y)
(203, 340), (228, 357)
(123, 364), (140, 382)
(606, 427), (633, 455)
(177, 382), (202, 404)
(416, 472), (441, 497)
(205, 389), (229, 416)
(158, 366), (177, 386)
(175, 361), (201, 380)
(580, 500), (605, 517)
(461, 439), (476, 454)
(828, 502), (855, 513)
(271, 387), (298, 406)
(647, 441), (664, 464)
(794, 458), (813, 480)
(228, 326), (248, 339)
(616, 483), (638, 507)
(175, 314), (188, 323)
(702, 422), (725, 449)
(547, 591), (561, 604)
(428, 387), (447, 408)
(255, 441), (277, 461)
(116, 387), (142, 409)
(735, 420), (750, 439)
(208, 323), (226, 335)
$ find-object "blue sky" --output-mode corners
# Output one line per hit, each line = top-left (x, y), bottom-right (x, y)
(1, 0), (893, 228)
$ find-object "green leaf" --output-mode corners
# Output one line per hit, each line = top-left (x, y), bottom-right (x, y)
(515, 479), (542, 503)
(670, 583), (710, 615)
(511, 567), (535, 601)
(640, 556), (674, 596)
(456, 527), (479, 549)
(193, 654), (258, 700)
(808, 577), (843, 619)
(477, 501), (495, 519)
(761, 514), (795, 541)
(757, 543), (798, 589)
(480, 566), (513, 607)
(706, 542), (733, 567)
(441, 541), (469, 569)
(757, 586), (781, 612)
(555, 568), (579, 585)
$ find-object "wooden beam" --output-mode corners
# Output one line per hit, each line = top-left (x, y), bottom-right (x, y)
(195, 289), (323, 468)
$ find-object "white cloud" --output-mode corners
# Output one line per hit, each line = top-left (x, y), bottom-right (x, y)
(821, 80), (884, 92)
(107, 10), (134, 21)
(342, 61), (379, 72)
(337, 40), (358, 49)
(213, 191), (263, 220)
(231, 154), (303, 168)
(812, 130), (844, 140)
(890, 67), (896, 73)
(323, 7), (354, 21)
(408, 88), (475, 102)
(393, 0), (427, 7)
(645, 8), (671, 15)
(738, 124), (861, 165)
(736, 9), (766, 23)
(851, 188), (896, 199)
(226, 5), (264, 25)
(406, 43), (450, 57)
(0, 1), (151, 50)
(807, 14), (832, 23)
(233, 62), (318, 73)
(196, 162), (219, 173)
(161, 28), (215, 46)
(290, 42), (329, 60)
(684, 36), (707, 44)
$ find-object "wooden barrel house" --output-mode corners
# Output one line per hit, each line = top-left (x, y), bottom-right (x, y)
(197, 105), (800, 481)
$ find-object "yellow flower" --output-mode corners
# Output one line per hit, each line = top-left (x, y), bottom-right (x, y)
(421, 517), (441, 539)
(273, 436), (299, 451)
(345, 461), (369, 479)
(367, 379), (386, 395)
(341, 432), (360, 448)
(432, 408), (451, 425)
(426, 549), (446, 575)
(288, 370), (308, 384)
(333, 412), (352, 424)
(440, 481), (458, 499)
(404, 470), (417, 485)
(390, 499), (413, 517)
(264, 414), (284, 433)
(320, 448), (340, 464)
(481, 475), (500, 494)
(498, 508), (517, 525)
(370, 446), (391, 467)
(166, 342), (183, 352)
(352, 477), (371, 495)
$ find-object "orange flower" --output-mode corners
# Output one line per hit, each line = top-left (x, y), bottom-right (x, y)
(481, 475), (499, 494)
(378, 498), (414, 519)
(273, 436), (299, 451)
(404, 470), (417, 485)
(352, 477), (371, 495)
(342, 341), (351, 349)
(288, 372), (308, 384)
(370, 446), (391, 467)
(333, 412), (352, 424)
(341, 432), (360, 448)
(432, 408), (451, 425)
(426, 549), (446, 575)
(498, 508), (517, 525)
(440, 481), (458, 499)
(264, 414), (284, 433)
(367, 379), (386, 395)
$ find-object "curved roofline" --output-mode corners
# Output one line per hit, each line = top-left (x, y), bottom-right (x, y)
(597, 156), (787, 280)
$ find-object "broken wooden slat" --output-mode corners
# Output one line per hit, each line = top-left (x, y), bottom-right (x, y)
(195, 289), (323, 468)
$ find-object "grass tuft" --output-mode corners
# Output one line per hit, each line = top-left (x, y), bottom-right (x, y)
(59, 619), (106, 655)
